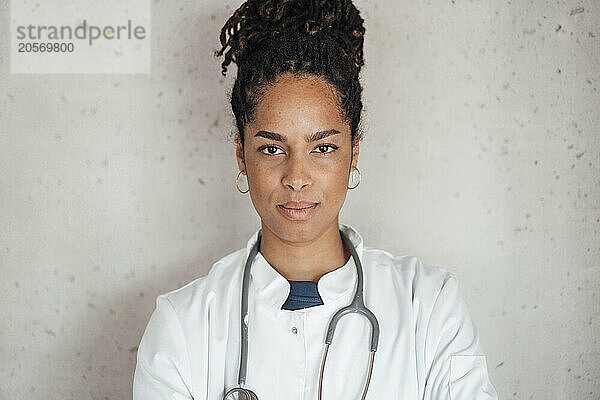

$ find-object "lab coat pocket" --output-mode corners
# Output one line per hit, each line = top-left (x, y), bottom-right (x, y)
(449, 355), (495, 400)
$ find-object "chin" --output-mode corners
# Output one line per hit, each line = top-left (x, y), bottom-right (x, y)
(266, 217), (319, 244)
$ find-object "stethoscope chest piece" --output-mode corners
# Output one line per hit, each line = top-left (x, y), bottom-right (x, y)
(224, 387), (259, 400)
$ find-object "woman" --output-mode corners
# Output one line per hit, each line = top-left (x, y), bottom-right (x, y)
(133, 0), (499, 398)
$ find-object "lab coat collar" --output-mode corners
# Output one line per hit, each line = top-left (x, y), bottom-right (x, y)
(245, 223), (363, 310)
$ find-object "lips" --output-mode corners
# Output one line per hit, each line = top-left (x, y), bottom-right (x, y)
(277, 201), (319, 221)
(279, 201), (318, 209)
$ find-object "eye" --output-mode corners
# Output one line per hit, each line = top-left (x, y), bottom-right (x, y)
(313, 144), (338, 154)
(258, 145), (285, 156)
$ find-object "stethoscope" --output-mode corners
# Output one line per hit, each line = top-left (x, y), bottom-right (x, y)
(223, 228), (380, 400)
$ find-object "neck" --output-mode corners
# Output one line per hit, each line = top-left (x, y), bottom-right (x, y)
(259, 220), (351, 282)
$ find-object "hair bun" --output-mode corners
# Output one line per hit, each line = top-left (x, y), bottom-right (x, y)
(215, 0), (365, 75)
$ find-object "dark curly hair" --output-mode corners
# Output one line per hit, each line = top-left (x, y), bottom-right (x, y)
(214, 0), (366, 150)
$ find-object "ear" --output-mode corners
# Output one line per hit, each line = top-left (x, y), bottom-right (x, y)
(350, 131), (360, 170)
(235, 133), (246, 173)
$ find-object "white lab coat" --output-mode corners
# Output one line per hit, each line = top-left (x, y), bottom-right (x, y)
(133, 223), (498, 399)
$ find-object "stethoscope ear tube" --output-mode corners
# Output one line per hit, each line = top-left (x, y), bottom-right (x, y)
(318, 345), (376, 400)
(324, 304), (380, 352)
(319, 230), (380, 399)
(333, 229), (380, 352)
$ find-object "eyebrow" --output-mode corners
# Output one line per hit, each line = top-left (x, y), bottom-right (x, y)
(254, 129), (341, 143)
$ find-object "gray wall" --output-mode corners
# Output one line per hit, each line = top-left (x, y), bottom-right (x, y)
(1, 0), (598, 398)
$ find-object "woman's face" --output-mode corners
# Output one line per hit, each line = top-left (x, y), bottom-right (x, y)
(236, 72), (359, 244)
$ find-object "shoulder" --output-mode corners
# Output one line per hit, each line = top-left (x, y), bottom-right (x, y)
(157, 246), (246, 314)
(136, 247), (246, 370)
(363, 245), (455, 297)
(363, 247), (456, 286)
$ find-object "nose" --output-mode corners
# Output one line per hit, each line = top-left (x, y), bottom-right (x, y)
(281, 152), (312, 191)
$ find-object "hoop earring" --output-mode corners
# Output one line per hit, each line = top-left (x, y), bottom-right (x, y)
(348, 167), (361, 190)
(236, 170), (249, 194)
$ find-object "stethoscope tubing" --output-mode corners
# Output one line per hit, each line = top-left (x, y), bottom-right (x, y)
(227, 228), (379, 400)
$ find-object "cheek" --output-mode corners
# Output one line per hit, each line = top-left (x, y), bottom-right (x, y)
(247, 162), (277, 203)
(321, 162), (350, 195)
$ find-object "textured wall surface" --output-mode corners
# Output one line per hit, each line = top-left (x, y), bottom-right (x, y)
(1, 0), (598, 399)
